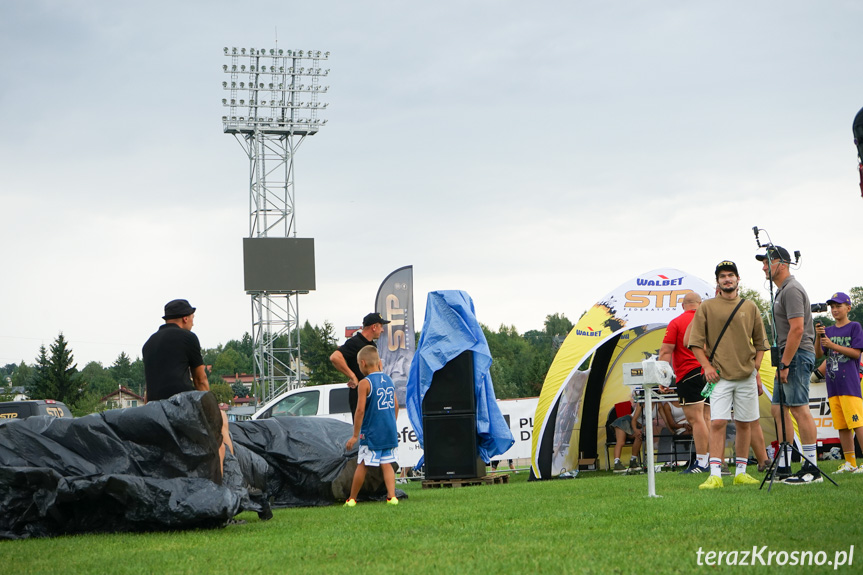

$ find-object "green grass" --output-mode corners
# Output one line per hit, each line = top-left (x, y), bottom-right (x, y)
(3, 466), (861, 574)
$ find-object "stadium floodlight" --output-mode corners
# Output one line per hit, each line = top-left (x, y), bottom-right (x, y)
(219, 45), (331, 402)
(221, 45), (329, 135)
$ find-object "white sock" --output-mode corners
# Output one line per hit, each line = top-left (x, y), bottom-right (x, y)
(735, 457), (748, 476)
(696, 454), (708, 467)
(709, 457), (722, 477)
(802, 444), (818, 467)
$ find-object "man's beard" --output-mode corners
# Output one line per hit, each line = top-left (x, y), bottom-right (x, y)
(720, 283), (737, 294)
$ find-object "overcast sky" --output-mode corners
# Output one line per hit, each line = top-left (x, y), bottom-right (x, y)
(1, 1), (861, 368)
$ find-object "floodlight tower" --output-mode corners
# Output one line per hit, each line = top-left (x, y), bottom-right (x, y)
(221, 46), (330, 404)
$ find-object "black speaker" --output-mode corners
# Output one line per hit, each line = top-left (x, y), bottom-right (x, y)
(422, 350), (475, 415)
(423, 413), (485, 479)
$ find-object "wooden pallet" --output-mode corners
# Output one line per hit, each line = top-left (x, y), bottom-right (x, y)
(421, 474), (509, 489)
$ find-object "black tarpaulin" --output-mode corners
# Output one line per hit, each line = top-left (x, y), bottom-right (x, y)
(0, 392), (405, 540)
(230, 417), (407, 507)
(0, 391), (261, 540)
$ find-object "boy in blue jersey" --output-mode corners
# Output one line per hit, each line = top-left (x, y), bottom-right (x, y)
(345, 345), (400, 506)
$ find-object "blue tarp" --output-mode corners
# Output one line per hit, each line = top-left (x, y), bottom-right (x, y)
(405, 290), (514, 464)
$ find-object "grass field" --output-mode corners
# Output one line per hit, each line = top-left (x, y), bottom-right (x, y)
(3, 465), (860, 574)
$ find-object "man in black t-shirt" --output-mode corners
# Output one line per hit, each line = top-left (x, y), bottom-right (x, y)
(143, 299), (209, 402)
(330, 312), (391, 417)
(143, 299), (234, 474)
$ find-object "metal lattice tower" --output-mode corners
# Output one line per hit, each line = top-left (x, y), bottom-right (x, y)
(221, 46), (329, 404)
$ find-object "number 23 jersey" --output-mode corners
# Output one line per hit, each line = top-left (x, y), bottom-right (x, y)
(360, 372), (398, 450)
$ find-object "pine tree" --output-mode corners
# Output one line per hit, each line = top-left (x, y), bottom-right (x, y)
(46, 333), (84, 405)
(111, 352), (133, 389)
(26, 345), (51, 399)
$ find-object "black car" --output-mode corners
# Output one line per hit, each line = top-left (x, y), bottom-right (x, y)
(0, 399), (73, 421)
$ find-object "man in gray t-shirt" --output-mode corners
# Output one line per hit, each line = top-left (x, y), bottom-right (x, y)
(757, 245), (821, 484)
(773, 276), (816, 355)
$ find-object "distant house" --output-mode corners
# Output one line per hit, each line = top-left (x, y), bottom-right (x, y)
(344, 326), (362, 339)
(100, 386), (144, 409)
(6, 386), (28, 401)
(232, 395), (255, 406)
(227, 405), (257, 421)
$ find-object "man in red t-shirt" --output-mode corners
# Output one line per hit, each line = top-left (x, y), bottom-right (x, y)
(660, 292), (710, 473)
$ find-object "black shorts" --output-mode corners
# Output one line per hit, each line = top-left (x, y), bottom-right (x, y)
(677, 367), (709, 405)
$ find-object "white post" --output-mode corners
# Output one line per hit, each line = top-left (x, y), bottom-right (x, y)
(644, 388), (659, 498)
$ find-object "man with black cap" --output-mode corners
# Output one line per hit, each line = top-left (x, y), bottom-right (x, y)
(143, 299), (209, 402)
(143, 299), (235, 475)
(330, 312), (391, 418)
(688, 260), (768, 489)
(758, 245), (821, 484)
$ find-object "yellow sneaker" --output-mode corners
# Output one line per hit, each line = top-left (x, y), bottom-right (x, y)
(386, 497), (399, 506)
(834, 461), (858, 474)
(698, 475), (724, 489)
(344, 498), (356, 507)
(733, 472), (759, 485)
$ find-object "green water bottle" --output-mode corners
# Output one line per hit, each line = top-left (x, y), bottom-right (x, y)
(701, 369), (718, 398)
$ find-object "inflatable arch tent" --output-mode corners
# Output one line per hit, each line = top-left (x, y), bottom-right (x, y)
(530, 268), (778, 479)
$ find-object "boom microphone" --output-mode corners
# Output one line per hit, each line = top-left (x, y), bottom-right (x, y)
(752, 226), (761, 247)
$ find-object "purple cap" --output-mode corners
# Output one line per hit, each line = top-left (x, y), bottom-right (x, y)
(827, 292), (851, 306)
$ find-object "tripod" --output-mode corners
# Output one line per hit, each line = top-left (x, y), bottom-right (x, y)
(752, 228), (838, 490)
(760, 376), (837, 490)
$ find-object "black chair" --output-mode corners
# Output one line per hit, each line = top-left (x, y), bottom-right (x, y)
(671, 432), (694, 469)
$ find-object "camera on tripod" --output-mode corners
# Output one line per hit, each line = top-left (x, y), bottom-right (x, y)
(811, 303), (829, 313)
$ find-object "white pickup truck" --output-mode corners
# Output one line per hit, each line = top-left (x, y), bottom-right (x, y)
(251, 383), (537, 468)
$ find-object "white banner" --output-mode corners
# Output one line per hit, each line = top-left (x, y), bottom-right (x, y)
(394, 397), (538, 468)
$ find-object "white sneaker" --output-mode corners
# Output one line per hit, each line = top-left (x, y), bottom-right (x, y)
(834, 461), (858, 474)
(853, 466), (863, 474)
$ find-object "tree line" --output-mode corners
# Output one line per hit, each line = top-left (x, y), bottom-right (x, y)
(1, 313), (575, 414)
(4, 288), (860, 415)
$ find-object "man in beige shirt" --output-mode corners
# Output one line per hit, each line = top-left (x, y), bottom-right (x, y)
(688, 261), (769, 489)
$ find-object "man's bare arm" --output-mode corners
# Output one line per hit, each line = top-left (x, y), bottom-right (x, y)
(192, 365), (210, 392)
(330, 350), (359, 388)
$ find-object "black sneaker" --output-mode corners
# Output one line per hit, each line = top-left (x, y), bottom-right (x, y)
(783, 463), (823, 485)
(766, 465), (792, 481)
(680, 461), (709, 474)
